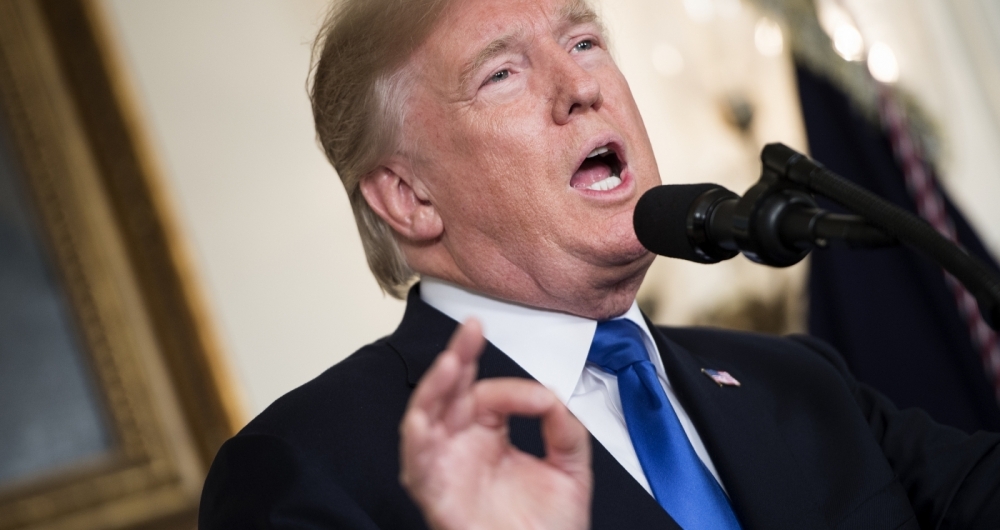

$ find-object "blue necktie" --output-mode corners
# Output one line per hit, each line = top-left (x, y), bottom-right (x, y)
(588, 319), (741, 530)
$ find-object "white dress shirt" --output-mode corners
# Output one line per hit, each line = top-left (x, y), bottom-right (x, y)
(420, 277), (724, 496)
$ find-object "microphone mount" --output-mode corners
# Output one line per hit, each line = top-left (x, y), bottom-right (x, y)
(684, 170), (896, 267)
(713, 143), (1000, 330)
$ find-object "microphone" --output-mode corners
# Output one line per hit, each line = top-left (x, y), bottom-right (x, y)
(646, 143), (1000, 329)
(633, 183), (895, 267)
(633, 184), (739, 264)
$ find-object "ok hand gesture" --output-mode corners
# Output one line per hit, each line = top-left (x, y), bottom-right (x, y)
(399, 319), (592, 530)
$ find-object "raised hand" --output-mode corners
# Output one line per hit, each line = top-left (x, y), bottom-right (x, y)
(399, 319), (592, 530)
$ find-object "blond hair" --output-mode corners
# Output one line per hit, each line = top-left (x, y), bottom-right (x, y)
(310, 0), (449, 298)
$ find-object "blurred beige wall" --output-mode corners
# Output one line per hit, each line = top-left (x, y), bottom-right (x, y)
(100, 0), (1000, 419)
(101, 0), (406, 416)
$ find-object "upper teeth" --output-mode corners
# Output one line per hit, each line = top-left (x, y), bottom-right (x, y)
(587, 146), (610, 158)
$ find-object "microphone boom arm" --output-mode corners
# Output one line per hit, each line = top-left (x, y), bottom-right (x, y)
(780, 209), (897, 250)
(761, 143), (1000, 330)
(718, 160), (897, 267)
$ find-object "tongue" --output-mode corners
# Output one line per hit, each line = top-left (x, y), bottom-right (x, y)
(571, 158), (613, 189)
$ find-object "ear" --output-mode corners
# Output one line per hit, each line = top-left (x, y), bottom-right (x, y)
(359, 161), (443, 242)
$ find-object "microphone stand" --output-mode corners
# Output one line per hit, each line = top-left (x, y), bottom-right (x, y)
(741, 143), (1000, 330)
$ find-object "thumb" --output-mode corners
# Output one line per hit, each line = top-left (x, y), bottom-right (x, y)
(541, 396), (592, 488)
(473, 379), (592, 487)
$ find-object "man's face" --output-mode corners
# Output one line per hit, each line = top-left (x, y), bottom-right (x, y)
(402, 0), (661, 317)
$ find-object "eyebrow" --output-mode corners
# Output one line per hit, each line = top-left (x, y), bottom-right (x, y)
(457, 0), (602, 90)
(559, 0), (599, 28)
(458, 30), (525, 91)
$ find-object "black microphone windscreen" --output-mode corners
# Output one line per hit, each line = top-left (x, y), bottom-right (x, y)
(633, 183), (725, 261)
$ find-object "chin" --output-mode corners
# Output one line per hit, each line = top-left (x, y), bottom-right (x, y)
(575, 249), (654, 321)
(595, 220), (651, 267)
(618, 236), (653, 264)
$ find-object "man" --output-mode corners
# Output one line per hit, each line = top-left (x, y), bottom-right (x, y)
(199, 0), (1000, 528)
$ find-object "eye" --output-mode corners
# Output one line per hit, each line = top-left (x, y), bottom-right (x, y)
(487, 69), (510, 84)
(573, 39), (595, 52)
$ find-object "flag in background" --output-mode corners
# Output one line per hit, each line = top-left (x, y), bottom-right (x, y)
(796, 64), (1000, 434)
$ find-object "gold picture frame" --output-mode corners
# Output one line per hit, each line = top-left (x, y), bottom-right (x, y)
(0, 0), (243, 528)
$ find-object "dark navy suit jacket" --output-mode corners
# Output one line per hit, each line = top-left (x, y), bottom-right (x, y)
(200, 287), (1000, 529)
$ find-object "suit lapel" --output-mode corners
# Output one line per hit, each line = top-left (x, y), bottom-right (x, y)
(388, 288), (678, 529)
(590, 436), (682, 529)
(648, 323), (830, 529)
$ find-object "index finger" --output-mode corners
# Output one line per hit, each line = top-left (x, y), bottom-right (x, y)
(407, 318), (485, 422)
(474, 379), (591, 485)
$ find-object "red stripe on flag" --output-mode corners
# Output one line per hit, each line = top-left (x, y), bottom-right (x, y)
(877, 86), (1000, 405)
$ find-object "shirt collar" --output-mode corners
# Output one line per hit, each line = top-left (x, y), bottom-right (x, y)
(420, 277), (660, 405)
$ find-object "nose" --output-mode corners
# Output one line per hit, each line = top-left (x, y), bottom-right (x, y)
(551, 53), (602, 125)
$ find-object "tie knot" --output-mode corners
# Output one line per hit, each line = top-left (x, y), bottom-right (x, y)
(587, 319), (650, 374)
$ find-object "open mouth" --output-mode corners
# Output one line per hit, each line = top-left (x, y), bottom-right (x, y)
(571, 145), (624, 192)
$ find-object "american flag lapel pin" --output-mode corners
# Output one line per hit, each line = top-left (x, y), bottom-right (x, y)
(702, 368), (741, 387)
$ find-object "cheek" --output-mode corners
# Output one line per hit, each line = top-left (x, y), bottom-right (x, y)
(453, 115), (549, 199)
(430, 140), (539, 240)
